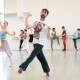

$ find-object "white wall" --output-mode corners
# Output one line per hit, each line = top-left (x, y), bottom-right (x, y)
(4, 14), (25, 36)
(4, 0), (17, 13)
(23, 0), (80, 35)
(3, 0), (80, 50)
(4, 0), (80, 35)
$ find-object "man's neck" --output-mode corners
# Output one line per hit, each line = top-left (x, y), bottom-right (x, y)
(40, 18), (45, 21)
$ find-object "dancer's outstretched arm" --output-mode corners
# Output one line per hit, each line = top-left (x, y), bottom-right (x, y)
(0, 19), (3, 28)
(46, 26), (51, 39)
(6, 31), (15, 36)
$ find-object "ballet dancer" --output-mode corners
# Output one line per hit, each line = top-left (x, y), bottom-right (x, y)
(62, 26), (66, 51)
(73, 29), (79, 51)
(23, 29), (29, 53)
(18, 8), (51, 77)
(28, 28), (34, 52)
(0, 20), (15, 66)
(50, 28), (60, 50)
(19, 30), (24, 51)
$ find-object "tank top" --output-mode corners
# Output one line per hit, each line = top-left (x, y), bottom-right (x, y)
(0, 31), (7, 39)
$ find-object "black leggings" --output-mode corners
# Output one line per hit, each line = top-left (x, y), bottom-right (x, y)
(29, 34), (33, 42)
(19, 40), (23, 49)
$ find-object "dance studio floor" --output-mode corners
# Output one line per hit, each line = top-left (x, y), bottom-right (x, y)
(0, 49), (80, 80)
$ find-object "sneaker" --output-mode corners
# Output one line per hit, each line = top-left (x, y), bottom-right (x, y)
(18, 68), (23, 74)
(46, 72), (49, 77)
(76, 49), (78, 51)
(62, 49), (66, 51)
(19, 48), (21, 51)
(51, 47), (53, 51)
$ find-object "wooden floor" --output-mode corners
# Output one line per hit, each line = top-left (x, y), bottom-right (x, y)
(0, 49), (80, 80)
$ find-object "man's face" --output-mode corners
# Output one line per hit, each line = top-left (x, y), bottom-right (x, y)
(40, 10), (48, 19)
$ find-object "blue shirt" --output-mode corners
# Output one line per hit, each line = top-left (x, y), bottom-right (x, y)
(24, 33), (27, 39)
(73, 31), (78, 39)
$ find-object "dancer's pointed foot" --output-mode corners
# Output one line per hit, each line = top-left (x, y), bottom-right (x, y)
(46, 72), (49, 77)
(18, 68), (23, 74)
(9, 61), (13, 67)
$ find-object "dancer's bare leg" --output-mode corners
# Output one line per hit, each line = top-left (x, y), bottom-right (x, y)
(9, 57), (13, 67)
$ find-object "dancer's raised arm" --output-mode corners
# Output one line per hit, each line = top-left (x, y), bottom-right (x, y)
(0, 19), (3, 28)
(25, 12), (32, 29)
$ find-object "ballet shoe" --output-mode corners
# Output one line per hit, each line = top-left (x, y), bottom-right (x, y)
(18, 68), (23, 74)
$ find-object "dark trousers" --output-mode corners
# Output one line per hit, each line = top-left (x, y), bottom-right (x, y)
(19, 40), (23, 49)
(19, 43), (50, 73)
(73, 39), (77, 49)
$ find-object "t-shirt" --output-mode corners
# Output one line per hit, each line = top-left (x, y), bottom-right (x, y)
(20, 33), (24, 40)
(24, 32), (27, 39)
(31, 21), (49, 45)
(73, 31), (78, 39)
(50, 31), (56, 37)
(62, 30), (66, 37)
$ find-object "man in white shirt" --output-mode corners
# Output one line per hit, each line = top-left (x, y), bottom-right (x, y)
(18, 8), (51, 77)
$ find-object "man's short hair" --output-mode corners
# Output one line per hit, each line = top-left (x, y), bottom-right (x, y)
(62, 26), (65, 29)
(77, 28), (80, 31)
(24, 29), (27, 32)
(52, 28), (55, 30)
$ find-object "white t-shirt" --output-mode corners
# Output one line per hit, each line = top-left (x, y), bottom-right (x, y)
(50, 31), (56, 37)
(31, 20), (49, 45)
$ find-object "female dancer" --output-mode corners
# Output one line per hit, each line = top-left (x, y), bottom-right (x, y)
(19, 30), (24, 51)
(62, 26), (66, 51)
(23, 29), (29, 53)
(0, 20), (15, 66)
(28, 28), (34, 52)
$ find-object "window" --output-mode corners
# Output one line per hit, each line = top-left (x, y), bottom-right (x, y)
(0, 0), (4, 22)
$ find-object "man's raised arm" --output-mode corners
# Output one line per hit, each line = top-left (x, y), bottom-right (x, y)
(25, 12), (32, 29)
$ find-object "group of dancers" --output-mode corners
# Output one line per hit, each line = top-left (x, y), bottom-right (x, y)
(0, 8), (80, 77)
(50, 26), (80, 51)
(19, 28), (33, 53)
(0, 8), (50, 76)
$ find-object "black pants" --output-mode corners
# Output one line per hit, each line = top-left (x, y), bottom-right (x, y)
(19, 43), (50, 73)
(19, 40), (23, 49)
(73, 39), (77, 49)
